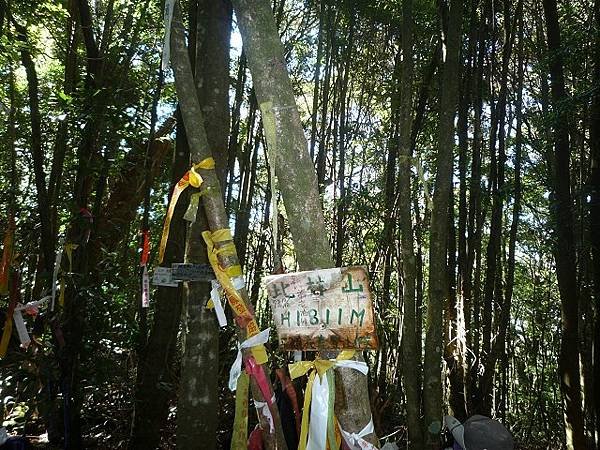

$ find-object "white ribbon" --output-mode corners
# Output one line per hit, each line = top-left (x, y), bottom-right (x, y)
(232, 276), (246, 291)
(307, 371), (330, 450)
(13, 295), (51, 349)
(141, 265), (150, 308)
(334, 359), (369, 374)
(306, 358), (370, 450)
(210, 280), (227, 327)
(51, 236), (65, 311)
(13, 310), (31, 348)
(162, 0), (175, 70)
(340, 418), (377, 450)
(228, 328), (270, 392)
(14, 296), (51, 313)
(254, 394), (276, 433)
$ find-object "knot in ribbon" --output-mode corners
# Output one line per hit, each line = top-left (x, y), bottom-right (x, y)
(158, 157), (215, 263)
(254, 394), (276, 433)
(229, 328), (270, 392)
(340, 418), (377, 450)
(288, 350), (357, 381)
(289, 350), (365, 450)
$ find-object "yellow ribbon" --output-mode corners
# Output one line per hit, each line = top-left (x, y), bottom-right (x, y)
(0, 316), (13, 358)
(64, 243), (78, 272)
(231, 371), (250, 450)
(158, 158), (215, 263)
(202, 229), (266, 364)
(289, 351), (356, 450)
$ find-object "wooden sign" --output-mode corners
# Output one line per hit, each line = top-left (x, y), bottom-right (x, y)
(152, 267), (179, 287)
(265, 266), (378, 350)
(171, 263), (215, 281)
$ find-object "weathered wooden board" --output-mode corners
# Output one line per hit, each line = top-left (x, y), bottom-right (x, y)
(265, 266), (378, 350)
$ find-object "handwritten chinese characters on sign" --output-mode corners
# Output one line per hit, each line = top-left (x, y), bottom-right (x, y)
(265, 266), (378, 350)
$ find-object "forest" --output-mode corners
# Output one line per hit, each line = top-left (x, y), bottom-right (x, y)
(0, 0), (599, 449)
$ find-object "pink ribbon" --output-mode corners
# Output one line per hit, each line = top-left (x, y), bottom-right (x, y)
(245, 356), (273, 406)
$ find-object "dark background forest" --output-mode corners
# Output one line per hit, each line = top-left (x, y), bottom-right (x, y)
(0, 0), (599, 449)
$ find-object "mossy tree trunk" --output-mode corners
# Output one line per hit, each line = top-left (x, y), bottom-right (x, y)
(176, 0), (231, 448)
(169, 2), (288, 448)
(398, 0), (424, 447)
(232, 0), (378, 444)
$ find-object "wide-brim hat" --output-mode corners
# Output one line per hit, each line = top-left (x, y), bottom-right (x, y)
(445, 415), (466, 449)
(445, 415), (514, 450)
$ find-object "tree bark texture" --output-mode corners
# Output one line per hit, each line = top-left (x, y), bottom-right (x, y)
(176, 1), (231, 447)
(398, 0), (424, 447)
(542, 0), (587, 447)
(423, 0), (462, 446)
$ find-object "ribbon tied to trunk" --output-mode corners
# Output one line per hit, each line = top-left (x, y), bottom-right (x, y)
(229, 328), (271, 392)
(339, 417), (377, 450)
(158, 157), (215, 263)
(289, 350), (370, 450)
(202, 228), (267, 365)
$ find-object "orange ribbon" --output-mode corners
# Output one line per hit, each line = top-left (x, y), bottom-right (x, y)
(140, 229), (150, 266)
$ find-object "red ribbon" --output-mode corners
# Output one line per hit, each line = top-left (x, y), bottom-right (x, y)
(140, 229), (150, 266)
(245, 356), (273, 406)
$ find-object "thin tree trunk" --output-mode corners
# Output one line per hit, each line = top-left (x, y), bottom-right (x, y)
(379, 42), (401, 404)
(398, 0), (424, 446)
(49, 0), (78, 219)
(309, 0), (326, 160)
(590, 0), (600, 442)
(335, 12), (354, 268)
(176, 0), (231, 448)
(479, 0), (518, 415)
(128, 114), (188, 450)
(496, 7), (524, 422)
(423, 0), (462, 446)
(316, 5), (334, 191)
(14, 22), (54, 273)
(542, 0), (586, 447)
(226, 53), (247, 209)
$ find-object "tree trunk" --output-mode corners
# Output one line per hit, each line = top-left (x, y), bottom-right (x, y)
(334, 11), (354, 268)
(591, 0), (600, 442)
(169, 2), (288, 448)
(398, 0), (424, 446)
(14, 22), (54, 273)
(309, 0), (326, 160)
(128, 115), (188, 450)
(232, 0), (378, 444)
(316, 5), (335, 192)
(176, 1), (231, 448)
(423, 0), (462, 446)
(498, 9), (524, 423)
(542, 0), (587, 447)
(479, 0), (518, 415)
